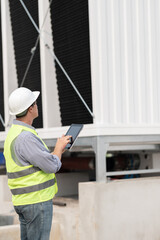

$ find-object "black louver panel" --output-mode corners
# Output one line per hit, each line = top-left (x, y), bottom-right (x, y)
(9, 0), (43, 128)
(0, 7), (4, 132)
(50, 0), (93, 126)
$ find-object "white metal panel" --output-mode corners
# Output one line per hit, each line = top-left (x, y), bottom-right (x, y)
(38, 0), (61, 128)
(89, 0), (160, 127)
(88, 0), (105, 124)
(1, 0), (18, 129)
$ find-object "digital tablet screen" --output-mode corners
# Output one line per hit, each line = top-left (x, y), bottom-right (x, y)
(65, 124), (83, 149)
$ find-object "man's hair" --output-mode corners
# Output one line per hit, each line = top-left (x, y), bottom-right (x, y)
(16, 101), (36, 118)
(16, 109), (28, 118)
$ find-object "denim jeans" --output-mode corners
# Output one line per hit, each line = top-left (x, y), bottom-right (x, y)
(14, 199), (53, 240)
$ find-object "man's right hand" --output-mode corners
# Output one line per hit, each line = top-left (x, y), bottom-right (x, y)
(51, 135), (72, 160)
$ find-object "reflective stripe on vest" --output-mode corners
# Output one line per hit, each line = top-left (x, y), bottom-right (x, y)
(7, 166), (41, 179)
(11, 178), (56, 195)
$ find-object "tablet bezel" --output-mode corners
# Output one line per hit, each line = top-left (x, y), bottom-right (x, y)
(65, 124), (83, 150)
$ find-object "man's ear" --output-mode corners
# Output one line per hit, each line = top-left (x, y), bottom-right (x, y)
(27, 106), (33, 113)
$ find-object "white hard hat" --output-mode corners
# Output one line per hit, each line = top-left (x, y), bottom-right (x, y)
(9, 87), (40, 115)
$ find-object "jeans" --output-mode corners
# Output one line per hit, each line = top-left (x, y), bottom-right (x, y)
(14, 199), (53, 240)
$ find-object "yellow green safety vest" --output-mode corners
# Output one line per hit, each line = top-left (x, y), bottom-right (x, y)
(4, 124), (58, 206)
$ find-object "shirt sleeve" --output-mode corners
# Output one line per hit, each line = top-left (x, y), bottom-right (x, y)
(14, 131), (62, 173)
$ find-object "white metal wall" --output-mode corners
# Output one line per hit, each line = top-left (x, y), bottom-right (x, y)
(38, 0), (61, 128)
(2, 0), (160, 139)
(89, 0), (160, 127)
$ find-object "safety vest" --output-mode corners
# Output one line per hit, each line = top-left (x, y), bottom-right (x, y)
(4, 123), (58, 206)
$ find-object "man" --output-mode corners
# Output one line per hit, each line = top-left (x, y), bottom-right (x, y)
(4, 87), (71, 240)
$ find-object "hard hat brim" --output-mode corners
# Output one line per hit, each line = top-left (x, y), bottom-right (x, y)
(32, 91), (40, 103)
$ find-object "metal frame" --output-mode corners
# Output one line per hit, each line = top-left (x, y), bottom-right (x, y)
(1, 133), (160, 181)
(43, 134), (160, 182)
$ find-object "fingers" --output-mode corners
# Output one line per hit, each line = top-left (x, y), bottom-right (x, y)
(57, 135), (72, 147)
(53, 135), (73, 159)
(61, 134), (72, 139)
(65, 136), (72, 145)
(62, 135), (72, 142)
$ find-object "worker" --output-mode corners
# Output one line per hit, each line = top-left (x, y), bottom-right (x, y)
(3, 87), (71, 240)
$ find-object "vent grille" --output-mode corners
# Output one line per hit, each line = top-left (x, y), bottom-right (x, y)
(9, 0), (43, 128)
(50, 0), (93, 126)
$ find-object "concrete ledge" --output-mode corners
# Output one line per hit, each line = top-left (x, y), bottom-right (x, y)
(0, 225), (20, 240)
(0, 197), (79, 240)
(0, 175), (12, 202)
(50, 220), (61, 240)
(51, 197), (79, 240)
(2, 177), (160, 240)
(0, 214), (14, 226)
(0, 201), (14, 215)
(79, 178), (160, 240)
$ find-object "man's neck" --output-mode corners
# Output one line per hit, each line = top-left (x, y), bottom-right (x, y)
(16, 117), (33, 126)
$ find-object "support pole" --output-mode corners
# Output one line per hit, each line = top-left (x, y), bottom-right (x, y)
(92, 136), (109, 182)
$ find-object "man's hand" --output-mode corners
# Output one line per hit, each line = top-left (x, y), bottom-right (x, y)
(51, 135), (72, 160)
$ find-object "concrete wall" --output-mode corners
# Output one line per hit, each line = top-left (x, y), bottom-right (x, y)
(79, 178), (160, 240)
(0, 175), (12, 203)
(2, 174), (160, 240)
(0, 173), (89, 200)
(56, 172), (89, 197)
(0, 225), (20, 240)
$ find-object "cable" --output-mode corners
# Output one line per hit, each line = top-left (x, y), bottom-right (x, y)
(20, 36), (40, 87)
(0, 113), (12, 128)
(36, 30), (94, 118)
(19, 0), (94, 118)
(20, 0), (53, 87)
(0, 114), (5, 127)
(0, 0), (54, 128)
(45, 44), (94, 118)
(0, 0), (94, 127)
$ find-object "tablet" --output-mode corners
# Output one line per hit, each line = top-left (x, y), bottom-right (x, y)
(65, 124), (83, 150)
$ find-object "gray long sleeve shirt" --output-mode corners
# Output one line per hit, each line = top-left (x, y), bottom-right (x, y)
(12, 120), (62, 173)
